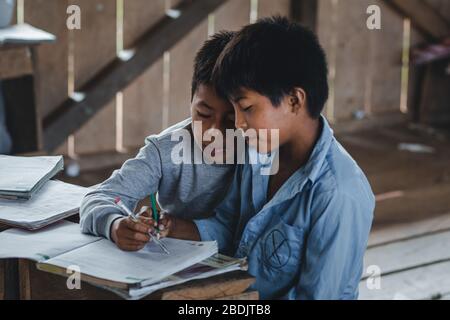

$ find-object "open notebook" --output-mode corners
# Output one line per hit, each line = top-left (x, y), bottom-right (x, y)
(0, 180), (89, 230)
(0, 155), (64, 200)
(0, 221), (246, 299)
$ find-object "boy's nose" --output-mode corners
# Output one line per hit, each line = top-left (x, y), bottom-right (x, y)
(234, 109), (247, 130)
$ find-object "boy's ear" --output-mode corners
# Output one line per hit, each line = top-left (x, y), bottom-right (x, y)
(288, 88), (306, 114)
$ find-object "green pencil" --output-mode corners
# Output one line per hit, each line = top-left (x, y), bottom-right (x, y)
(150, 193), (159, 228)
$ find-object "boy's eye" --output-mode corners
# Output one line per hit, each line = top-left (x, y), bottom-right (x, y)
(243, 105), (253, 112)
(197, 111), (211, 118)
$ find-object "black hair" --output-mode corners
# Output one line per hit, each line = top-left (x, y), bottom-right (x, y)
(212, 16), (329, 118)
(191, 30), (236, 100)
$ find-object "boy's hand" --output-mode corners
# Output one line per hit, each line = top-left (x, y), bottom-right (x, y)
(157, 213), (172, 238)
(110, 207), (156, 251)
(137, 208), (172, 239)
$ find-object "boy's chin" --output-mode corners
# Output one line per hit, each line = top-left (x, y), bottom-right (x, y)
(248, 141), (274, 155)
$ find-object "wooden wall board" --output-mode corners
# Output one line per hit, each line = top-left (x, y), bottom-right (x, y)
(122, 0), (166, 148)
(71, 0), (117, 155)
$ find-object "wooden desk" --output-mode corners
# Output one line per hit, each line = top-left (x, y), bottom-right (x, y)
(17, 259), (257, 300)
(1, 218), (257, 300)
(0, 216), (80, 300)
(0, 258), (19, 300)
(0, 223), (19, 300)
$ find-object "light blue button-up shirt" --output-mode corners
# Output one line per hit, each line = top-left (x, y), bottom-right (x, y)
(194, 115), (375, 300)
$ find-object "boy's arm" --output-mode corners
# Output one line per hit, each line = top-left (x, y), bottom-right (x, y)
(164, 166), (242, 254)
(292, 190), (374, 300)
(191, 166), (242, 255)
(79, 138), (162, 240)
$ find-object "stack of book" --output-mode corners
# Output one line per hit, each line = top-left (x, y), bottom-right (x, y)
(0, 155), (90, 230)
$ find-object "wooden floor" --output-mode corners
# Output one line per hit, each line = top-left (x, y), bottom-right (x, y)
(337, 121), (450, 228)
(338, 120), (450, 300)
(56, 118), (450, 300)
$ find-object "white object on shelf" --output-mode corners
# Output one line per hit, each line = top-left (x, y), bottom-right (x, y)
(0, 23), (56, 45)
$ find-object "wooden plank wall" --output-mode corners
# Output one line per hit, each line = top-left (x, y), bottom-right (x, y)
(317, 0), (405, 122)
(71, 0), (117, 155)
(17, 0), (293, 156)
(23, 0), (69, 154)
(424, 0), (450, 19)
(317, 0), (449, 123)
(19, 0), (442, 156)
(418, 0), (450, 126)
(122, 0), (166, 149)
(167, 0), (207, 127)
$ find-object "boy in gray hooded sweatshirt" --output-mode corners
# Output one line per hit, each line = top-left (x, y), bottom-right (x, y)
(80, 31), (237, 251)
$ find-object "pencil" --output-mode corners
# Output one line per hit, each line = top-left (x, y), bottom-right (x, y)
(150, 193), (159, 227)
(149, 193), (170, 255)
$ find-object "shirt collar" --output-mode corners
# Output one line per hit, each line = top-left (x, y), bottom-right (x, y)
(272, 114), (334, 201)
(301, 114), (334, 184)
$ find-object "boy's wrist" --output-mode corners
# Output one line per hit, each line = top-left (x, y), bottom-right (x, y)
(108, 214), (126, 241)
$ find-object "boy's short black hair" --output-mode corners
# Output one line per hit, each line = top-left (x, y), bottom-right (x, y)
(213, 16), (329, 119)
(191, 31), (236, 100)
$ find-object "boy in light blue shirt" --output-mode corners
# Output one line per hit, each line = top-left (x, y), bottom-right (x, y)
(158, 17), (375, 300)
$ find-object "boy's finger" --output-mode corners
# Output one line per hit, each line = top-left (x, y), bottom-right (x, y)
(127, 222), (151, 234)
(159, 217), (171, 228)
(158, 229), (169, 238)
(138, 216), (155, 226)
(138, 206), (151, 218)
(129, 231), (150, 243)
(125, 219), (151, 234)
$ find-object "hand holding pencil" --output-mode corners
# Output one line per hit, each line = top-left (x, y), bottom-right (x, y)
(111, 197), (171, 253)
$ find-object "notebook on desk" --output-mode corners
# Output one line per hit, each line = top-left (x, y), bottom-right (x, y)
(0, 155), (64, 200)
(0, 180), (89, 230)
(0, 221), (247, 300)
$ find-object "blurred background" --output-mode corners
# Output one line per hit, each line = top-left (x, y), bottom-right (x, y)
(0, 0), (449, 299)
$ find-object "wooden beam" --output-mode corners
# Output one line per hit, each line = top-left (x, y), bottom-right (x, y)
(43, 0), (227, 152)
(383, 0), (450, 40)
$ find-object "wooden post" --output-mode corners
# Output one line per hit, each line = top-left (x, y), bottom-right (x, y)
(1, 259), (20, 300)
(18, 259), (31, 300)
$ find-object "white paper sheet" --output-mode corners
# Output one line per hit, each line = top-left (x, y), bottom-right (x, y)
(0, 221), (101, 261)
(0, 180), (89, 229)
(41, 237), (218, 287)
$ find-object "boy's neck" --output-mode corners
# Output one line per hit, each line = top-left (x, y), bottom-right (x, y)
(279, 118), (321, 170)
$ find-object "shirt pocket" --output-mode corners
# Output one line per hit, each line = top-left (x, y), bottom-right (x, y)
(253, 221), (304, 298)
